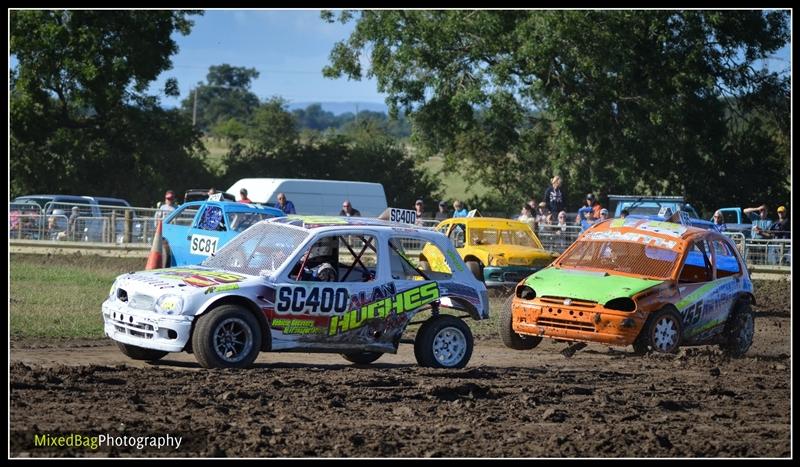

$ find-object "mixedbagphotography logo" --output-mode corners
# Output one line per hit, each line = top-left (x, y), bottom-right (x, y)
(33, 433), (183, 451)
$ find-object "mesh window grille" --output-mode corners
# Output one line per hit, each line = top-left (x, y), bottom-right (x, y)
(557, 240), (678, 279)
(202, 223), (309, 276)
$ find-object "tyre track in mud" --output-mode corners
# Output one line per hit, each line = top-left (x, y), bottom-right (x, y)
(10, 313), (790, 458)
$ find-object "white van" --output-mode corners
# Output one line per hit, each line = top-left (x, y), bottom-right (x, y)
(226, 178), (388, 217)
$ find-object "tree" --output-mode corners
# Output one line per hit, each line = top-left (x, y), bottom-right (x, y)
(323, 10), (791, 214)
(182, 64), (261, 133)
(10, 10), (212, 205)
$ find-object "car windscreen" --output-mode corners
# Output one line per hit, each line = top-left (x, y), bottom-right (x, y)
(202, 222), (309, 275)
(556, 240), (678, 279)
(470, 227), (539, 248)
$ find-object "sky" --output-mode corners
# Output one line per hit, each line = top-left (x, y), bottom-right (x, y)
(148, 10), (388, 109)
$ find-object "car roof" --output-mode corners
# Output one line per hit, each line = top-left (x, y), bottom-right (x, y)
(270, 215), (436, 233)
(582, 218), (720, 251)
(178, 200), (283, 213)
(439, 217), (532, 228)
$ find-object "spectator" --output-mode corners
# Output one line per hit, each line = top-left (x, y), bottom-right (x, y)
(598, 208), (610, 222)
(435, 201), (450, 220)
(208, 187), (218, 197)
(575, 193), (601, 223)
(452, 200), (469, 218)
(743, 204), (772, 239)
(239, 188), (253, 204)
(68, 206), (81, 240)
(763, 206), (790, 265)
(543, 175), (565, 214)
(339, 200), (361, 217)
(47, 209), (68, 241)
(535, 202), (551, 226)
(579, 209), (595, 232)
(526, 198), (538, 212)
(414, 199), (430, 226)
(555, 210), (569, 250)
(620, 209), (630, 219)
(518, 204), (536, 230)
(157, 190), (177, 220)
(276, 193), (296, 214)
(712, 210), (727, 232)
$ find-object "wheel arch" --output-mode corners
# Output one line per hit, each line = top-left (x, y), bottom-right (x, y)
(194, 295), (272, 351)
(439, 294), (483, 321)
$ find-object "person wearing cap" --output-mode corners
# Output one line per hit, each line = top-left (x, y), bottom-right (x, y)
(238, 188), (253, 204)
(598, 208), (610, 222)
(158, 190), (177, 220)
(435, 201), (450, 220)
(575, 193), (602, 224)
(763, 206), (790, 265)
(452, 200), (469, 218)
(743, 204), (773, 240)
(339, 200), (361, 217)
(543, 175), (565, 215)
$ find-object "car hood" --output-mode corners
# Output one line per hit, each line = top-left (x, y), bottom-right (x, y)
(472, 244), (554, 262)
(115, 266), (256, 298)
(523, 267), (663, 304)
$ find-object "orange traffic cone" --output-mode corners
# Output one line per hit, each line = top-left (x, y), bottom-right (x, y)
(145, 220), (164, 270)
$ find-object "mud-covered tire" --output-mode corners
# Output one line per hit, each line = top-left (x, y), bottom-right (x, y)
(499, 295), (541, 350)
(192, 305), (262, 369)
(115, 342), (168, 361)
(414, 315), (474, 369)
(341, 351), (383, 365)
(636, 308), (683, 354)
(466, 260), (483, 282)
(720, 299), (755, 358)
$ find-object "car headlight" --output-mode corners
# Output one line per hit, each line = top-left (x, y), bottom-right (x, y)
(154, 294), (184, 315)
(108, 279), (120, 300)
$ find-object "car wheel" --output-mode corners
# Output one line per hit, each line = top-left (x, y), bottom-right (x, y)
(499, 295), (541, 350)
(341, 351), (383, 365)
(115, 342), (168, 361)
(414, 315), (473, 369)
(720, 299), (755, 358)
(192, 305), (262, 368)
(638, 308), (682, 354)
(465, 260), (483, 282)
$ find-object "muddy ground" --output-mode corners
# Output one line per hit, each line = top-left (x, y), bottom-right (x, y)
(10, 272), (791, 457)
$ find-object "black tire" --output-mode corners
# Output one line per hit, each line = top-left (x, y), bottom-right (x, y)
(192, 305), (262, 368)
(466, 260), (483, 282)
(341, 351), (383, 365)
(499, 294), (541, 350)
(720, 299), (755, 358)
(636, 308), (683, 354)
(115, 342), (168, 361)
(414, 315), (474, 369)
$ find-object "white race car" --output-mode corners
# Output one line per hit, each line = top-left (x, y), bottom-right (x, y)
(103, 216), (489, 369)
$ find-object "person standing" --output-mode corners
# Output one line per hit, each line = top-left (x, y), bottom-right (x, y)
(157, 190), (177, 220)
(743, 204), (773, 239)
(435, 201), (450, 220)
(339, 200), (361, 217)
(238, 188), (253, 204)
(762, 206), (790, 265)
(276, 193), (296, 214)
(68, 206), (81, 241)
(452, 200), (469, 218)
(712, 210), (727, 232)
(543, 176), (565, 215)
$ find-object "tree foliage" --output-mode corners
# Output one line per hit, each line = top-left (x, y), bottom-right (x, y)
(323, 10), (791, 215)
(10, 10), (212, 206)
(181, 64), (262, 134)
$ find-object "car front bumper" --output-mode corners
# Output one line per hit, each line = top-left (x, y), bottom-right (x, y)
(484, 266), (541, 288)
(102, 299), (193, 352)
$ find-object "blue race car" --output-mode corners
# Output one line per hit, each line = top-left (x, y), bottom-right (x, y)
(162, 201), (284, 266)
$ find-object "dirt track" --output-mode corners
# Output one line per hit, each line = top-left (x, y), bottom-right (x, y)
(10, 276), (791, 457)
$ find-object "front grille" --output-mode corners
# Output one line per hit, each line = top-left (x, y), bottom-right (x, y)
(540, 296), (597, 308)
(536, 317), (596, 332)
(109, 313), (155, 339)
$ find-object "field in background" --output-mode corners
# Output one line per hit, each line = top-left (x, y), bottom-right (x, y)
(198, 137), (491, 203)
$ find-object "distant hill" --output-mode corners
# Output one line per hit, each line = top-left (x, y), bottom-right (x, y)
(287, 101), (388, 115)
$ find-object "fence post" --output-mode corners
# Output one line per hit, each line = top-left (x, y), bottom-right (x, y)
(124, 210), (132, 244)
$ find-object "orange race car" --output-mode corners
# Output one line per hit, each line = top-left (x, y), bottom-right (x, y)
(500, 217), (755, 356)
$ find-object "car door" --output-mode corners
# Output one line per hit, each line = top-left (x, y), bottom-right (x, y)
(183, 204), (237, 263)
(162, 204), (202, 266)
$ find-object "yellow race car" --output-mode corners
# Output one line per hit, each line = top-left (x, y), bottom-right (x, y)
(421, 217), (559, 288)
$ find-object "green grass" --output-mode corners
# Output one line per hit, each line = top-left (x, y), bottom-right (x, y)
(10, 254), (145, 339)
(421, 156), (490, 203)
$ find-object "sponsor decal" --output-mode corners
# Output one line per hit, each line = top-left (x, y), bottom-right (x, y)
(154, 268), (246, 288)
(204, 283), (240, 295)
(190, 234), (219, 256)
(388, 208), (417, 224)
(271, 318), (325, 335)
(636, 221), (687, 238)
(329, 282), (440, 335)
(677, 277), (737, 337)
(276, 286), (350, 314)
(447, 249), (465, 272)
(584, 230), (677, 249)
